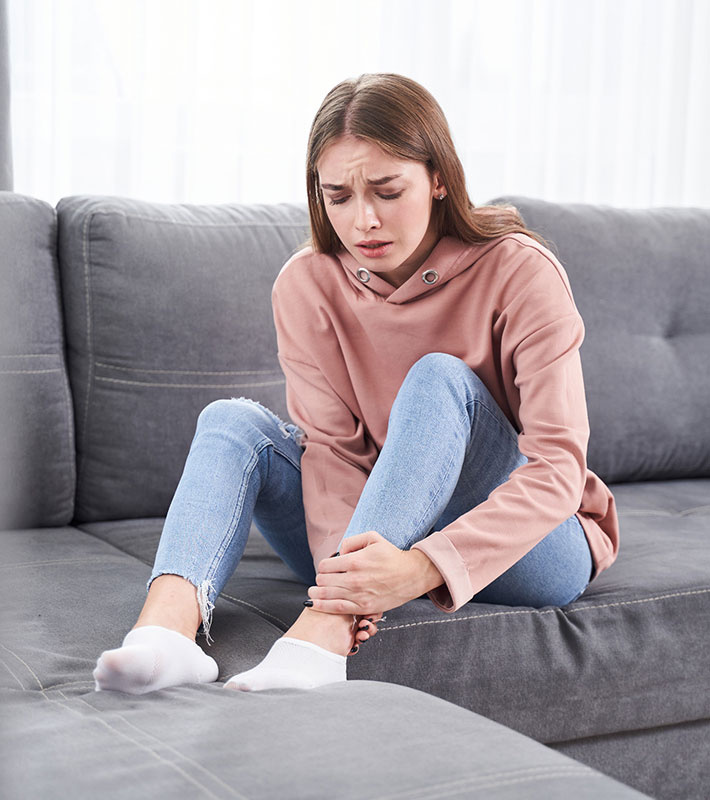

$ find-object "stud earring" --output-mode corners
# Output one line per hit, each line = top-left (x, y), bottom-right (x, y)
(438, 193), (445, 200)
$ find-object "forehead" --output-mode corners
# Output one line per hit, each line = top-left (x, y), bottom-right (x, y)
(317, 135), (412, 180)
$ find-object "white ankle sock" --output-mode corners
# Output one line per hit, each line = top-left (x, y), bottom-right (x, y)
(93, 624), (219, 694)
(224, 636), (346, 692)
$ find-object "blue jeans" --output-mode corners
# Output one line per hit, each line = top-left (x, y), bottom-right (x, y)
(149, 353), (593, 641)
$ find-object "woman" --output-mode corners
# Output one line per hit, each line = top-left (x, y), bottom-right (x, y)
(93, 73), (619, 695)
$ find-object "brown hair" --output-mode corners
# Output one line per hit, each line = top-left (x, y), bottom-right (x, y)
(300, 73), (549, 253)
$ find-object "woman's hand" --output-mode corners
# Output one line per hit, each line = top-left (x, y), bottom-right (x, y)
(350, 611), (385, 651)
(308, 531), (433, 617)
(338, 611), (386, 657)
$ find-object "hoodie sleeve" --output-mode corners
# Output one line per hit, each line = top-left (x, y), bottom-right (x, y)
(272, 267), (379, 570)
(410, 249), (591, 613)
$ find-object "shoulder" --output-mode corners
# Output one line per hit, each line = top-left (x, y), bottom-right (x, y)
(274, 245), (334, 284)
(488, 232), (559, 268)
(484, 232), (575, 303)
(272, 245), (339, 304)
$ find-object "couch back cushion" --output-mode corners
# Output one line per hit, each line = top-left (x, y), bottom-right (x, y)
(57, 196), (309, 523)
(488, 196), (710, 483)
(0, 193), (75, 529)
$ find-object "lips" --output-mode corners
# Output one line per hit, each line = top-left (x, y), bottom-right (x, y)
(356, 241), (393, 258)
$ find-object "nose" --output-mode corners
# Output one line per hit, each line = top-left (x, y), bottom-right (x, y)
(354, 197), (380, 232)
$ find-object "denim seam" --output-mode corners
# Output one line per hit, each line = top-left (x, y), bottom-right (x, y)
(268, 439), (303, 473)
(464, 398), (520, 452)
(160, 437), (267, 643)
(198, 427), (302, 633)
(202, 444), (265, 591)
(404, 399), (519, 548)
(405, 442), (462, 550)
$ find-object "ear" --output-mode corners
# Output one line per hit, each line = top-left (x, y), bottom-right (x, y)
(431, 170), (446, 199)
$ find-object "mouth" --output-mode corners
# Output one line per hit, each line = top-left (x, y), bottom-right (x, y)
(356, 241), (393, 258)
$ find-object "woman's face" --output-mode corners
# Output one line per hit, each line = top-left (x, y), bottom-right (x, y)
(317, 134), (446, 288)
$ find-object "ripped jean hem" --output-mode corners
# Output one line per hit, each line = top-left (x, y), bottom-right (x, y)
(145, 572), (217, 646)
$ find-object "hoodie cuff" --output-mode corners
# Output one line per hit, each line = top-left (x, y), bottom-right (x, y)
(410, 532), (472, 613)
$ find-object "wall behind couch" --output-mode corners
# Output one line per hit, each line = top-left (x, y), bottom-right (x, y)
(6, 0), (710, 209)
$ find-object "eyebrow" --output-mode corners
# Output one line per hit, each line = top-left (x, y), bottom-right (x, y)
(320, 174), (403, 191)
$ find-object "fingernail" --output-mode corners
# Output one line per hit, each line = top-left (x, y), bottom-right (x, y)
(303, 600), (313, 607)
(350, 645), (359, 653)
(358, 624), (368, 631)
(367, 618), (374, 622)
(332, 551), (340, 557)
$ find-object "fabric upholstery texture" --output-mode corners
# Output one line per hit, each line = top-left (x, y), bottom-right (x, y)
(0, 194), (75, 529)
(489, 196), (710, 484)
(56, 195), (310, 523)
(550, 718), (710, 800)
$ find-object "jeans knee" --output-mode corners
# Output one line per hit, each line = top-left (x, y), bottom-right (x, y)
(198, 397), (243, 427)
(197, 397), (297, 445)
(409, 351), (462, 375)
(197, 396), (265, 432)
(405, 352), (484, 398)
(408, 352), (481, 384)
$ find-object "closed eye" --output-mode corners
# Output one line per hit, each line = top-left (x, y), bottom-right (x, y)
(328, 192), (403, 206)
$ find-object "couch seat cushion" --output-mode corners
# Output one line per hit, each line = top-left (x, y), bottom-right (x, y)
(2, 678), (650, 799)
(80, 478), (710, 744)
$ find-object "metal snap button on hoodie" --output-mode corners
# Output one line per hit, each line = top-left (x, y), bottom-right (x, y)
(422, 269), (439, 284)
(357, 268), (371, 283)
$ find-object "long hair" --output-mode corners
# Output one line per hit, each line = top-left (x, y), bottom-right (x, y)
(301, 73), (549, 253)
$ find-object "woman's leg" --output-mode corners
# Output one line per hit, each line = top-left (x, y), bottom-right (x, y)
(143, 396), (316, 644)
(340, 352), (593, 608)
(94, 397), (357, 694)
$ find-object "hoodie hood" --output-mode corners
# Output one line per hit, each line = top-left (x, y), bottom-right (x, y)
(335, 235), (500, 304)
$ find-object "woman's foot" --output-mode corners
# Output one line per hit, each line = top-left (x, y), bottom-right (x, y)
(223, 608), (367, 692)
(93, 625), (219, 694)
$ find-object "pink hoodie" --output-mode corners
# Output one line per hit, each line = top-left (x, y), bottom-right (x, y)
(271, 233), (620, 613)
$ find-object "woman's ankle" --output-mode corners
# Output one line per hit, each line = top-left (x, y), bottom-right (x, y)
(134, 574), (202, 641)
(132, 619), (198, 642)
(285, 607), (356, 657)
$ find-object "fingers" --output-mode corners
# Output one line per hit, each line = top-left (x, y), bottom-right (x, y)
(349, 614), (387, 656)
(355, 618), (378, 642)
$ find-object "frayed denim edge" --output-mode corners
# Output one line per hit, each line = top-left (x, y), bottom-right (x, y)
(146, 573), (217, 646)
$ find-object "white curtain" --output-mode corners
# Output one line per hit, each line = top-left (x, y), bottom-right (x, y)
(8, 0), (710, 208)
(0, 0), (11, 190)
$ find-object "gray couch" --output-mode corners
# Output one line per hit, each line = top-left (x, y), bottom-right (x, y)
(1, 190), (707, 800)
